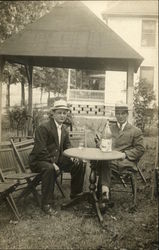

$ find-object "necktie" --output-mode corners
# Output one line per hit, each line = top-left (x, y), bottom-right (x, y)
(57, 125), (61, 145)
(119, 124), (122, 131)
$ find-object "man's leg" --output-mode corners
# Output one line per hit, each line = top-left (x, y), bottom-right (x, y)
(59, 157), (85, 197)
(97, 161), (111, 201)
(30, 161), (56, 213)
(98, 161), (111, 188)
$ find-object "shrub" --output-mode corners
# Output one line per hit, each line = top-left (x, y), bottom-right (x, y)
(133, 79), (157, 133)
(7, 105), (28, 130)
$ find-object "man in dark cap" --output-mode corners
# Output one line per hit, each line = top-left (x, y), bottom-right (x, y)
(29, 99), (85, 214)
(96, 103), (145, 204)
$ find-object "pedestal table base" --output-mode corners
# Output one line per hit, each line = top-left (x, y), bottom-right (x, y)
(61, 162), (104, 223)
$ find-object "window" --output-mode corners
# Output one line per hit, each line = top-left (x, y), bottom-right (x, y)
(70, 69), (105, 90)
(141, 20), (156, 47)
(140, 66), (154, 85)
(69, 69), (105, 102)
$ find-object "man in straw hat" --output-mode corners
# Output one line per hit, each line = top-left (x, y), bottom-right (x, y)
(95, 103), (145, 206)
(29, 99), (85, 215)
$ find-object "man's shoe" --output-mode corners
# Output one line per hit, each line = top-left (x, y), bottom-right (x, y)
(101, 192), (109, 202)
(42, 204), (53, 215)
(99, 200), (114, 213)
(101, 185), (109, 202)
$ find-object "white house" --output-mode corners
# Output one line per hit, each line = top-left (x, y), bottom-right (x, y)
(102, 1), (158, 103)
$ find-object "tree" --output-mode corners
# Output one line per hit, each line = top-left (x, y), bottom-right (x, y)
(33, 67), (68, 104)
(3, 63), (28, 107)
(133, 79), (156, 132)
(0, 1), (62, 106)
(0, 1), (59, 45)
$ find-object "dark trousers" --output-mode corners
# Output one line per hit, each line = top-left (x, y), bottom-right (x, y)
(96, 159), (135, 191)
(97, 161), (111, 188)
(30, 157), (85, 205)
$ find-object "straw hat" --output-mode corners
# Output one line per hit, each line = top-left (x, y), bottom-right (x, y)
(115, 102), (129, 112)
(51, 99), (70, 111)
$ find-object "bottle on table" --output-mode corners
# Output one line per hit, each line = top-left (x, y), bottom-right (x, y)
(100, 119), (112, 152)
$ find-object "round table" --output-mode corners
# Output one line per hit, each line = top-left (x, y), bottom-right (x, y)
(64, 147), (124, 161)
(62, 147), (124, 223)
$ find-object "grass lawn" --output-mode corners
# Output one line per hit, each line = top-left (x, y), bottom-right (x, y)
(0, 136), (158, 250)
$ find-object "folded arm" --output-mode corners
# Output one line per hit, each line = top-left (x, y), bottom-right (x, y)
(124, 129), (145, 161)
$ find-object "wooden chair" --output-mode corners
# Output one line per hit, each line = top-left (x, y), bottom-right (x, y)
(94, 131), (146, 205)
(60, 130), (87, 184)
(110, 160), (146, 206)
(0, 140), (41, 207)
(10, 138), (65, 200)
(0, 168), (20, 220)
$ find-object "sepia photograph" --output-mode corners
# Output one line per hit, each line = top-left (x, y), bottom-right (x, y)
(0, 1), (158, 249)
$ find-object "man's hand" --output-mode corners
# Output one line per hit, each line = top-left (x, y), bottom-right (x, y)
(95, 134), (100, 148)
(71, 158), (82, 165)
(53, 163), (60, 176)
(121, 152), (126, 159)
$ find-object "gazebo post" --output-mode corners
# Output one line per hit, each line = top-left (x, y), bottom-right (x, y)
(127, 62), (134, 123)
(0, 57), (5, 142)
(66, 69), (71, 101)
(25, 64), (33, 136)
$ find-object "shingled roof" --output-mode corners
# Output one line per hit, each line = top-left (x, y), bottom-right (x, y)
(0, 1), (143, 72)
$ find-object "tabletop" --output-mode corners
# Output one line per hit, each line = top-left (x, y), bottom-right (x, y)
(64, 147), (124, 161)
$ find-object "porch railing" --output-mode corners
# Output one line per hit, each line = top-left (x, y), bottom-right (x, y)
(68, 89), (105, 102)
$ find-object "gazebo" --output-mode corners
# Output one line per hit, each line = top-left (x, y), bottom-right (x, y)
(0, 1), (143, 141)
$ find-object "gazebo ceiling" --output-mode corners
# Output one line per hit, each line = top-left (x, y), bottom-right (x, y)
(0, 1), (143, 72)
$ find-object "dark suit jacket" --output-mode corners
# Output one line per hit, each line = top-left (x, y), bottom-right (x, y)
(29, 119), (71, 166)
(110, 122), (145, 169)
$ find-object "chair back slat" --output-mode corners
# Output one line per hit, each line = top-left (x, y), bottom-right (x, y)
(18, 147), (33, 168)
(10, 138), (34, 171)
(0, 141), (11, 147)
(0, 145), (19, 174)
(13, 139), (34, 148)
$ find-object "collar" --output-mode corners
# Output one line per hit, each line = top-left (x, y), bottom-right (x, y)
(54, 119), (62, 129)
(117, 121), (127, 131)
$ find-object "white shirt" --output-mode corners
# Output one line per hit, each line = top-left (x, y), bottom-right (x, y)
(54, 120), (62, 145)
(117, 121), (127, 131)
